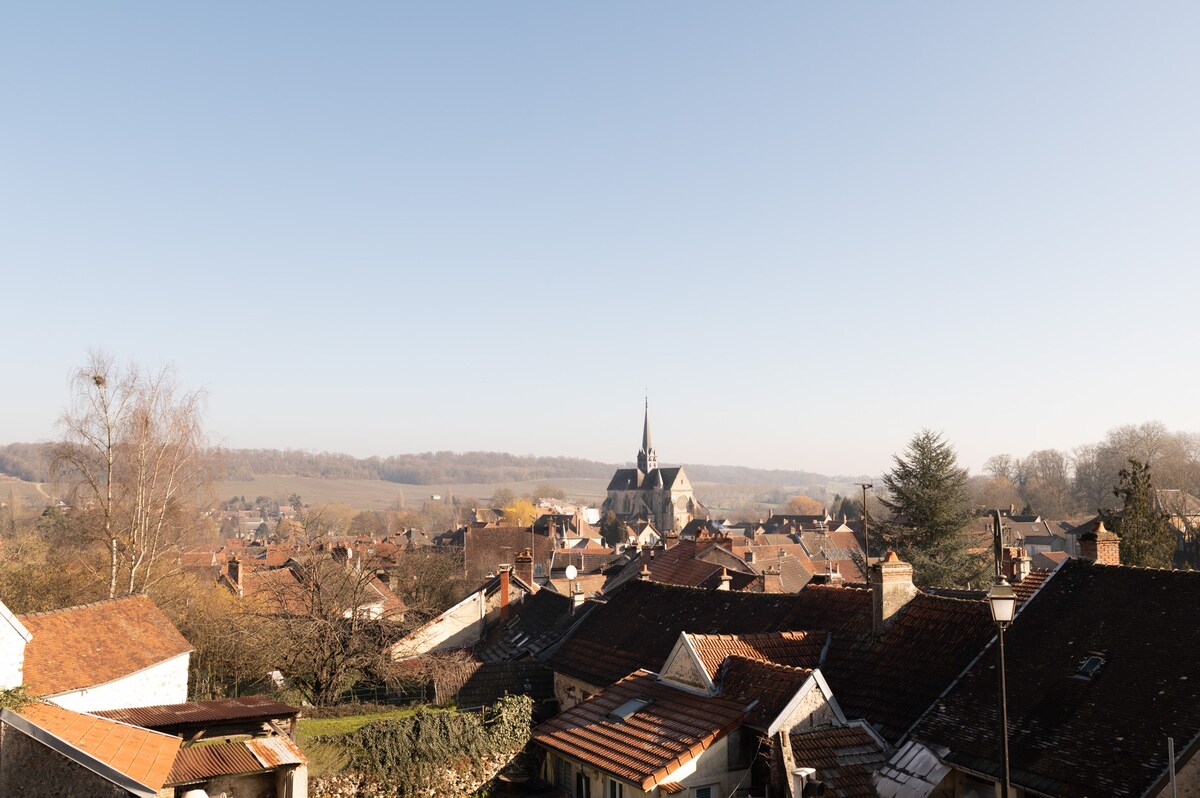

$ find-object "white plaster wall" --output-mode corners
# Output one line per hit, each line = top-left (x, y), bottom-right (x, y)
(776, 684), (836, 735)
(391, 591), (485, 658)
(552, 672), (602, 711)
(47, 652), (190, 712)
(0, 622), (28, 690)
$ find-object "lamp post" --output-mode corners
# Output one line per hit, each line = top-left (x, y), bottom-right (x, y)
(988, 578), (1015, 797)
(989, 508), (1017, 798)
(857, 482), (873, 561)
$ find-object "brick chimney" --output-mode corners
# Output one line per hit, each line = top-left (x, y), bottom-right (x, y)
(872, 550), (918, 635)
(227, 556), (243, 597)
(514, 549), (535, 591)
(498, 564), (511, 620)
(1000, 546), (1031, 582)
(1079, 521), (1121, 565)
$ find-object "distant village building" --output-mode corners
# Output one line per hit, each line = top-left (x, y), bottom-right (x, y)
(602, 403), (707, 534)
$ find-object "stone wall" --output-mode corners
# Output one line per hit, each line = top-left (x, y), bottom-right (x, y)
(309, 752), (515, 798)
(0, 722), (130, 798)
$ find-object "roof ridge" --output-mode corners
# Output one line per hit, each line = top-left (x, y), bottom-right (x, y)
(17, 593), (147, 619)
(913, 590), (987, 605)
(722, 654), (813, 675)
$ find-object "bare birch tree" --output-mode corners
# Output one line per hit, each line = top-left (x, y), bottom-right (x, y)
(53, 353), (213, 598)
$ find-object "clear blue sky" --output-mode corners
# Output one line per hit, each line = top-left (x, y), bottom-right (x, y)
(4, 3), (1199, 476)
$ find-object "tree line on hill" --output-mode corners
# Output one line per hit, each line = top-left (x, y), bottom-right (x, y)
(0, 441), (831, 488)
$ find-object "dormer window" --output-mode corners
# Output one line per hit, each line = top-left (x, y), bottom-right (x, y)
(1073, 654), (1106, 680)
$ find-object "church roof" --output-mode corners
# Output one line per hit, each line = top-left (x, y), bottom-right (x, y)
(607, 466), (687, 492)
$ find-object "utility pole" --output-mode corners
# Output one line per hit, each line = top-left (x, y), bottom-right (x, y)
(857, 482), (873, 561)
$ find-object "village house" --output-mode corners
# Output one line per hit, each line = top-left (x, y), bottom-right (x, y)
(533, 626), (866, 798)
(0, 696), (309, 798)
(6, 595), (192, 713)
(875, 526), (1200, 798)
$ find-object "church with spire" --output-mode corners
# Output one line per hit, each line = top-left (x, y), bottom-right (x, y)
(601, 402), (707, 534)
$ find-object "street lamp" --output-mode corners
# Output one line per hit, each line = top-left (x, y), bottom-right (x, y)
(988, 576), (1016, 798)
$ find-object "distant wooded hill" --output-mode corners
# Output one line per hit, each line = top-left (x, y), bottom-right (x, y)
(0, 442), (830, 488)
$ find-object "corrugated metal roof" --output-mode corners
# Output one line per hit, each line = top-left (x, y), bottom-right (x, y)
(94, 696), (299, 729)
(167, 741), (264, 784)
(246, 736), (305, 768)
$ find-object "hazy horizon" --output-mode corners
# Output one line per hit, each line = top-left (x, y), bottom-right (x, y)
(5, 3), (1199, 476)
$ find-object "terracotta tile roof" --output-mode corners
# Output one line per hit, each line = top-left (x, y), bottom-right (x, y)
(550, 549), (622, 574)
(532, 670), (748, 790)
(1012, 567), (1053, 602)
(686, 631), (826, 679)
(543, 580), (872, 688)
(914, 560), (1200, 798)
(1034, 550), (1071, 568)
(18, 595), (192, 697)
(16, 702), (181, 791)
(789, 724), (888, 798)
(719, 656), (814, 730)
(647, 540), (758, 590)
(167, 735), (305, 784)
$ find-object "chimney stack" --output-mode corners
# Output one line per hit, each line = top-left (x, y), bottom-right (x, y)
(716, 567), (732, 591)
(227, 556), (243, 597)
(872, 550), (917, 635)
(514, 549), (535, 592)
(571, 582), (586, 613)
(498, 564), (511, 620)
(1079, 521), (1121, 566)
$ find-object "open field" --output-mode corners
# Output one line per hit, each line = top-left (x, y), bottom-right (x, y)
(3, 474), (860, 514)
(214, 475), (612, 509)
(0, 477), (53, 509)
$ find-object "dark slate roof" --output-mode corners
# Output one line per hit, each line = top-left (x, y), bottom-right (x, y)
(789, 724), (889, 798)
(476, 588), (592, 662)
(542, 580), (872, 688)
(823, 593), (995, 744)
(607, 467), (639, 491)
(913, 560), (1200, 798)
(606, 466), (685, 492)
(456, 661), (555, 710)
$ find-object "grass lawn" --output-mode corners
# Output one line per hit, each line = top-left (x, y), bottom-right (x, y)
(296, 707), (419, 738)
(295, 706), (424, 777)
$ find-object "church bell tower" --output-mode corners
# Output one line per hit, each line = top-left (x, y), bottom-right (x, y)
(636, 399), (657, 476)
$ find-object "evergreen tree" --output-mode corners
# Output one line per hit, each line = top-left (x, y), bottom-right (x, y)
(1101, 459), (1177, 568)
(600, 511), (627, 549)
(880, 429), (986, 587)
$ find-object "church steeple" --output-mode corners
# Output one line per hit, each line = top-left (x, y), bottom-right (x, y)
(637, 399), (657, 475)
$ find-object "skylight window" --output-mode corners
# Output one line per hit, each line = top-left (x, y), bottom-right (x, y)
(607, 698), (651, 722)
(1073, 655), (1106, 680)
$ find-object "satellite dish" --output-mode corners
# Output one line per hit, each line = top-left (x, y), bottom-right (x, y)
(565, 565), (578, 581)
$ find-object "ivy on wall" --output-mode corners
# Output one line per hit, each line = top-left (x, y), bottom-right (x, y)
(320, 694), (533, 796)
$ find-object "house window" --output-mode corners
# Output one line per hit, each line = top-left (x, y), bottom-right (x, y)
(693, 786), (717, 798)
(577, 772), (591, 797)
(555, 758), (572, 794)
(608, 779), (624, 798)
